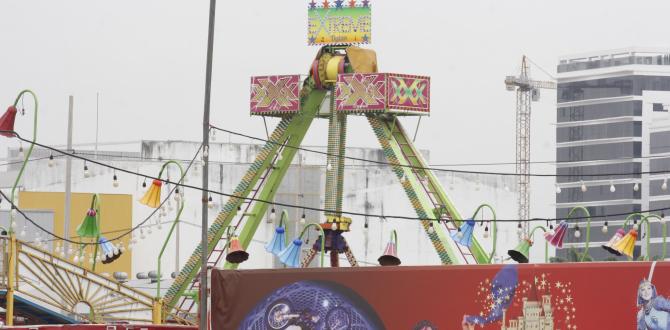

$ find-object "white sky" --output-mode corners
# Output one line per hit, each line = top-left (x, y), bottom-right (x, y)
(2, 0), (670, 218)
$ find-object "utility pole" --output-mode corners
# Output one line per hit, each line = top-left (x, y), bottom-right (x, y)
(200, 0), (217, 328)
(64, 96), (74, 254)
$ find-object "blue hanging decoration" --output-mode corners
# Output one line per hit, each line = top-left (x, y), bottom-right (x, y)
(278, 238), (303, 268)
(451, 218), (476, 247)
(98, 237), (122, 264)
(265, 210), (289, 256)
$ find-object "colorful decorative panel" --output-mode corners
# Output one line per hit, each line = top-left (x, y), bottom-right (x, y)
(335, 73), (430, 114)
(335, 73), (386, 112)
(250, 75), (301, 115)
(212, 262), (670, 329)
(308, 1), (372, 45)
(387, 74), (430, 113)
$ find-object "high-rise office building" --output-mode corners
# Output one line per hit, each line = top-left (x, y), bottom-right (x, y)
(556, 47), (670, 260)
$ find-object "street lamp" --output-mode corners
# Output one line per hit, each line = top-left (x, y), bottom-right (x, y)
(0, 90), (39, 233)
(566, 206), (592, 262)
(142, 161), (186, 300)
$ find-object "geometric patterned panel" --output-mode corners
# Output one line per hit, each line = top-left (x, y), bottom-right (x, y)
(387, 73), (430, 113)
(335, 73), (386, 112)
(335, 73), (430, 115)
(250, 75), (301, 115)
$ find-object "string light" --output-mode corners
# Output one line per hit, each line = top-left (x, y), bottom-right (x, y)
(113, 173), (119, 188)
(142, 178), (147, 188)
(18, 143), (24, 158)
(580, 181), (587, 192)
(663, 178), (668, 191)
(555, 185), (561, 194)
(483, 224), (490, 238)
(270, 207), (276, 221)
(574, 225), (581, 238)
(300, 212), (306, 225)
(516, 222), (523, 234)
(602, 221), (608, 234)
(633, 182), (639, 192)
(633, 219), (639, 231)
(84, 162), (90, 178)
(609, 181), (616, 193)
(326, 162), (333, 171)
(428, 222), (435, 234)
(48, 154), (54, 167)
(208, 195), (214, 209)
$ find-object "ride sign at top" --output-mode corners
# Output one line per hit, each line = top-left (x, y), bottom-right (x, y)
(308, 0), (372, 46)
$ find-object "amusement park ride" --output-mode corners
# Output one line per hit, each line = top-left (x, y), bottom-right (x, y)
(0, 1), (506, 326)
(3, 1), (658, 329)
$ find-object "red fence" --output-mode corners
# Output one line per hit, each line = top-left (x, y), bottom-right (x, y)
(212, 262), (670, 329)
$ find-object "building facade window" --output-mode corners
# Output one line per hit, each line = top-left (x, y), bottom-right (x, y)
(557, 121), (641, 143)
(556, 162), (641, 183)
(556, 141), (641, 162)
(558, 76), (670, 102)
(557, 101), (641, 123)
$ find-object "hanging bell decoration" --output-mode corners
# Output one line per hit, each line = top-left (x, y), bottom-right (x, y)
(451, 219), (476, 247)
(265, 226), (286, 256)
(0, 106), (17, 137)
(225, 236), (249, 264)
(612, 229), (637, 258)
(278, 238), (303, 268)
(544, 220), (568, 248)
(602, 228), (626, 256)
(139, 179), (163, 208)
(378, 230), (401, 266)
(76, 209), (100, 238)
(508, 239), (533, 263)
(99, 237), (123, 264)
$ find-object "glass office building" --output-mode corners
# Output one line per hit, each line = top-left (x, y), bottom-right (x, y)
(556, 48), (670, 260)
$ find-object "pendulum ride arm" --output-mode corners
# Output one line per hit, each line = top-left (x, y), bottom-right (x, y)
(162, 84), (326, 314)
(367, 115), (489, 264)
(223, 88), (325, 269)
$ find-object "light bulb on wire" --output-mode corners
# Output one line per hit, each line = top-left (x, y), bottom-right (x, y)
(83, 163), (90, 178)
(663, 178), (668, 191)
(48, 154), (54, 167)
(574, 225), (581, 238)
(208, 195), (214, 209)
(326, 162), (333, 171)
(483, 225), (490, 238)
(300, 213), (306, 225)
(634, 182), (639, 192)
(113, 174), (119, 188)
(609, 181), (616, 193)
(555, 185), (561, 194)
(602, 221), (608, 234)
(270, 207), (276, 221)
(580, 181), (587, 192)
(428, 222), (435, 234)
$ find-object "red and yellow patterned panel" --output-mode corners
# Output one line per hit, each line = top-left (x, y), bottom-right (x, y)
(250, 75), (301, 115)
(335, 73), (387, 112)
(387, 74), (430, 113)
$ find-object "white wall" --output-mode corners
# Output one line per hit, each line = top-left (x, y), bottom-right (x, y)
(1, 139), (552, 278)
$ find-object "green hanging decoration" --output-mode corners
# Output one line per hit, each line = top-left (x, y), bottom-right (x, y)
(77, 194), (101, 238)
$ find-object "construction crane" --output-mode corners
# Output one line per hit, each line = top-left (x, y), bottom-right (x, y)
(505, 55), (556, 234)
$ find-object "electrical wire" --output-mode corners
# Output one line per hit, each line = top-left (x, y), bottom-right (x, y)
(2, 128), (670, 255)
(208, 125), (670, 178)
(0, 140), (203, 245)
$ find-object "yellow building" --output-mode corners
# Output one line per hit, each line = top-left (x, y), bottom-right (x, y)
(18, 191), (133, 275)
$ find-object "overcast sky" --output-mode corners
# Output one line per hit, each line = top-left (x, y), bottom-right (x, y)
(2, 0), (670, 216)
